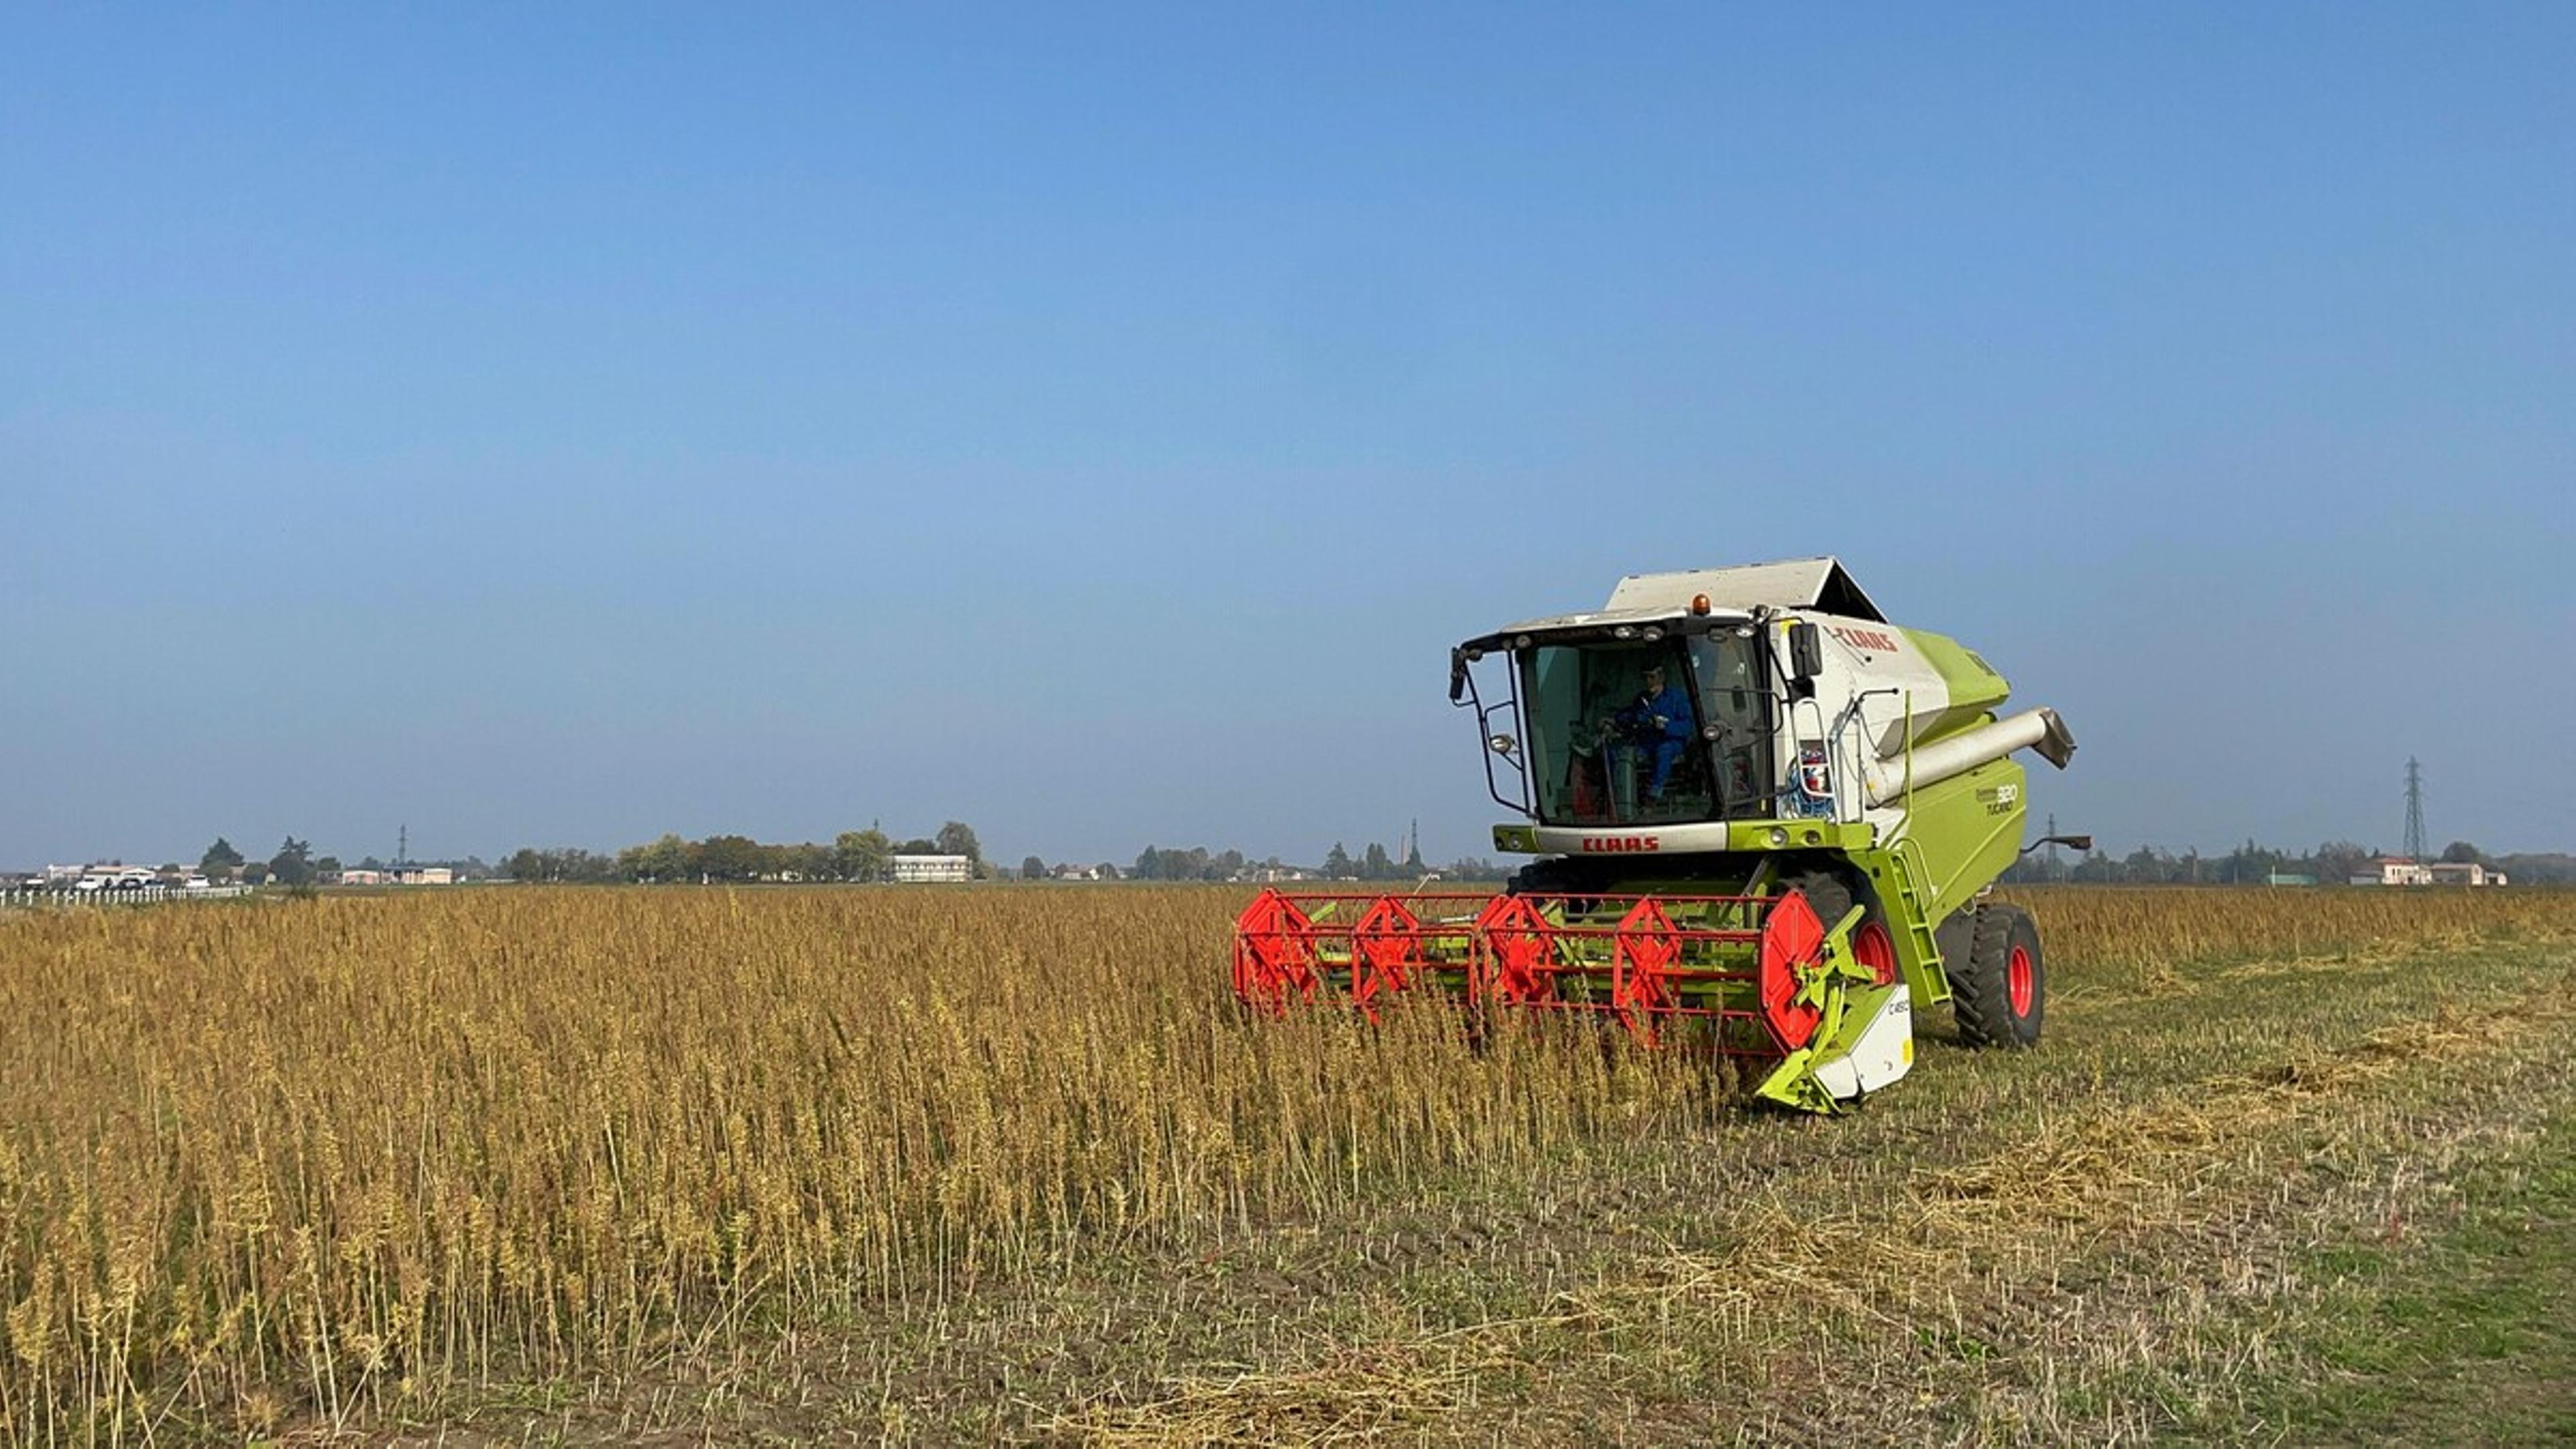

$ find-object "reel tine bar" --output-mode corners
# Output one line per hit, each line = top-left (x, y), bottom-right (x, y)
(1232, 886), (1840, 1056)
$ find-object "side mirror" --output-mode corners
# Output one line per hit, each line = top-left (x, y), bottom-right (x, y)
(1449, 654), (1468, 703)
(1787, 621), (1824, 682)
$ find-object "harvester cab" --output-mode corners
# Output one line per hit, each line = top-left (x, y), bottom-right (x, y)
(1234, 557), (2078, 1112)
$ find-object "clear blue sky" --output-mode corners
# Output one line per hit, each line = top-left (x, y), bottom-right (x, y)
(4, 4), (2570, 870)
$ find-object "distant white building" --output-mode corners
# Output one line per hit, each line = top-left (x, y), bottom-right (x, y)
(2427, 862), (2506, 888)
(2351, 858), (2434, 887)
(80, 865), (156, 888)
(392, 866), (453, 886)
(890, 854), (973, 883)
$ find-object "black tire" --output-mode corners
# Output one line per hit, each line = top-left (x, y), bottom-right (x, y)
(1779, 868), (1900, 988)
(1951, 903), (2043, 1049)
(1505, 856), (1590, 896)
(1505, 855), (1619, 914)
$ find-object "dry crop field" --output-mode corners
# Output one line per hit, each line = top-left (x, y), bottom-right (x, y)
(3, 885), (2574, 1444)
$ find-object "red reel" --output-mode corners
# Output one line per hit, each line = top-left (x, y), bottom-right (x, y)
(1474, 894), (1560, 1004)
(1350, 896), (1427, 1018)
(1611, 896), (1682, 1044)
(1756, 889), (1825, 1051)
(1232, 888), (1322, 1014)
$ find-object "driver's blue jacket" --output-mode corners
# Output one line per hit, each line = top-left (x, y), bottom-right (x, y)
(1616, 684), (1694, 742)
(1615, 683), (1695, 797)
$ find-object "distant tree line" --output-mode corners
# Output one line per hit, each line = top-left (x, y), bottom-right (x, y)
(505, 822), (987, 884)
(1128, 839), (1504, 882)
(193, 835), (487, 887)
(1317, 839), (1434, 881)
(495, 826), (1507, 887)
(200, 835), (328, 887)
(2000, 838), (2573, 886)
(1130, 845), (1258, 881)
(178, 826), (2567, 894)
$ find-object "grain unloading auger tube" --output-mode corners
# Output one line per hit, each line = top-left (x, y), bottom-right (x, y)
(1231, 885), (1914, 1112)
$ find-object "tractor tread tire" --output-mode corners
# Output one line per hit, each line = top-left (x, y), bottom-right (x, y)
(1780, 870), (1859, 930)
(1951, 904), (2043, 1049)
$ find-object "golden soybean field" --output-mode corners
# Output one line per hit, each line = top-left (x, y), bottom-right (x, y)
(1, 885), (2573, 1441)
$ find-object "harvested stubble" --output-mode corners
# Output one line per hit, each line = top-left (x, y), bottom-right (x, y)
(0, 883), (2565, 1437)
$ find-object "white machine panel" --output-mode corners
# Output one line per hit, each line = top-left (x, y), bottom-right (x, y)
(1813, 989), (1915, 1100)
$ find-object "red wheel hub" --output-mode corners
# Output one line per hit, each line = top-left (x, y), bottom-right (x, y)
(1851, 921), (1898, 988)
(2007, 944), (2034, 1017)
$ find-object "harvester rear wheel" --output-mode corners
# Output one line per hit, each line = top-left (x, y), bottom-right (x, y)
(1952, 904), (2044, 1049)
(1780, 870), (1899, 989)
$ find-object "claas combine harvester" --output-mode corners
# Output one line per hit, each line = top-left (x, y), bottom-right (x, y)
(1231, 558), (2081, 1112)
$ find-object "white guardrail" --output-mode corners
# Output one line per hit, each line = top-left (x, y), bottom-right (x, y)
(1, 884), (257, 909)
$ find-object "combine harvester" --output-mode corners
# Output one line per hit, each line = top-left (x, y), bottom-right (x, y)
(1232, 557), (2082, 1112)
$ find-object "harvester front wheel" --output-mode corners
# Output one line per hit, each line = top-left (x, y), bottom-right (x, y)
(1780, 871), (1899, 988)
(1953, 904), (2044, 1049)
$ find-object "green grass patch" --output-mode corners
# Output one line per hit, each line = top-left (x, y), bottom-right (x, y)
(2213, 1102), (2576, 1444)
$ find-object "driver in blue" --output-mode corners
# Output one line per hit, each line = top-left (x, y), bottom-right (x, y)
(1612, 663), (1695, 801)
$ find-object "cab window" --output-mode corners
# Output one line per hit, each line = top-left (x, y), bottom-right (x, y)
(1519, 639), (1706, 826)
